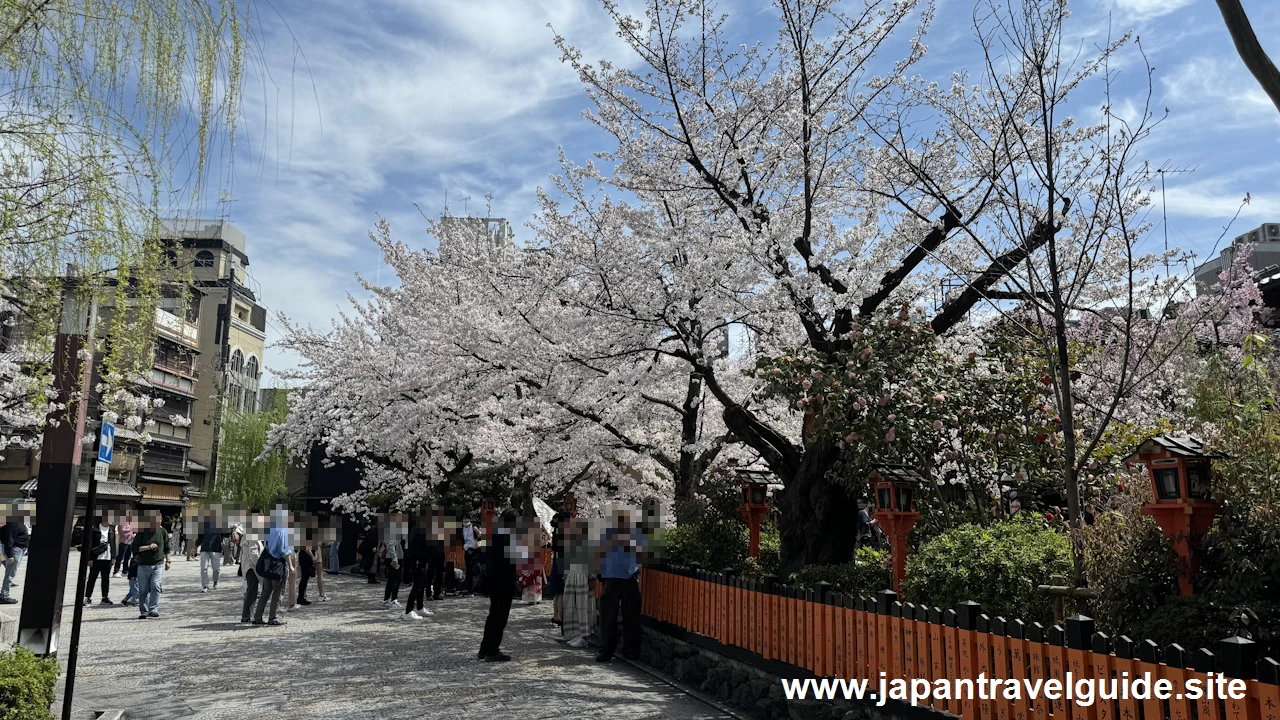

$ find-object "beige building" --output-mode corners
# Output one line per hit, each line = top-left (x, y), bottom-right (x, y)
(161, 219), (268, 500)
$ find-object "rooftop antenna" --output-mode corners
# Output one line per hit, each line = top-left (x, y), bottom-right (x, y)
(463, 195), (472, 217)
(485, 192), (493, 217)
(1144, 161), (1196, 278)
(444, 189), (449, 217)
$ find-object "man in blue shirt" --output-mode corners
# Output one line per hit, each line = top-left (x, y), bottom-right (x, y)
(595, 507), (644, 662)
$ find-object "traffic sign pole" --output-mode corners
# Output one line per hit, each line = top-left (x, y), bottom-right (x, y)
(61, 419), (112, 720)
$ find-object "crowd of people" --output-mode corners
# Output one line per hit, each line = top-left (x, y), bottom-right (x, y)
(0, 500), (657, 665)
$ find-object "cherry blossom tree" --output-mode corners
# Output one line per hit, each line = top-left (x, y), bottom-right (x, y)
(270, 215), (748, 517)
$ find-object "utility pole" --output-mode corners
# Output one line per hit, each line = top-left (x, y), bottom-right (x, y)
(18, 271), (97, 657)
(206, 261), (234, 494)
(61, 418), (110, 720)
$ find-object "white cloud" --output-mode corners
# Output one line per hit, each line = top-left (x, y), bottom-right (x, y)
(1160, 56), (1279, 128)
(1165, 178), (1280, 222)
(1108, 0), (1195, 21)
(225, 0), (629, 377)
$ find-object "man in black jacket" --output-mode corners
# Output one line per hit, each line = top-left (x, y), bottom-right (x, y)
(85, 515), (117, 605)
(0, 512), (30, 604)
(198, 511), (227, 592)
(478, 509), (519, 662)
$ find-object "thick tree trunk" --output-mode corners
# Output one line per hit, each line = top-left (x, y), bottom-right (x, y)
(1216, 0), (1280, 114)
(776, 442), (861, 577)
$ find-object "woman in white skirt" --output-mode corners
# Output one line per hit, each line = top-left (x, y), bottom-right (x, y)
(562, 518), (594, 648)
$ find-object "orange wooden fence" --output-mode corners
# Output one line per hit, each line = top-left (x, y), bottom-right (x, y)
(640, 566), (1280, 720)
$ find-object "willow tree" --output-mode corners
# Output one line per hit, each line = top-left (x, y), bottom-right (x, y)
(0, 0), (252, 453)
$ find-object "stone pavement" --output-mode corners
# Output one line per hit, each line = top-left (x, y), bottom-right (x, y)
(10, 557), (728, 719)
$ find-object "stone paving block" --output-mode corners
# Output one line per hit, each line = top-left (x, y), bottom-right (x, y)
(20, 559), (729, 719)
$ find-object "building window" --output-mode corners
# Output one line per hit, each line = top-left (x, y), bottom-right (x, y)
(230, 348), (243, 374)
(194, 250), (214, 268)
(245, 356), (259, 379)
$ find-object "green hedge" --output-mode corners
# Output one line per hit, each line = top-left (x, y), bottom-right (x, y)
(789, 547), (891, 595)
(903, 518), (1072, 622)
(0, 647), (58, 720)
(663, 520), (781, 578)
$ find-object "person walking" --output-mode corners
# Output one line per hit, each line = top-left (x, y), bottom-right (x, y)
(120, 554), (140, 607)
(112, 514), (134, 577)
(402, 514), (431, 621)
(326, 530), (341, 574)
(382, 514), (404, 610)
(595, 508), (643, 663)
(460, 517), (480, 596)
(426, 514), (447, 602)
(85, 515), (116, 605)
(252, 511), (290, 626)
(478, 509), (518, 662)
(131, 512), (171, 619)
(199, 512), (226, 592)
(296, 540), (317, 606)
(239, 519), (265, 623)
(562, 518), (593, 649)
(358, 525), (379, 584)
(285, 546), (300, 610)
(0, 510), (29, 605)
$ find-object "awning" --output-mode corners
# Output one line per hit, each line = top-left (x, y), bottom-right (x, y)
(147, 435), (192, 449)
(20, 478), (142, 499)
(186, 460), (208, 472)
(137, 498), (187, 508)
(139, 475), (190, 485)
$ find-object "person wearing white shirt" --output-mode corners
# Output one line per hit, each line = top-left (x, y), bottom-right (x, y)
(85, 516), (116, 605)
(461, 517), (481, 596)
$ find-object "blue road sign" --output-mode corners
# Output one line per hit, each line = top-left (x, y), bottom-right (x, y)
(98, 421), (115, 464)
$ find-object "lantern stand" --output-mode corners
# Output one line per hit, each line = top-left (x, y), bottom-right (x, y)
(562, 494), (578, 519)
(1123, 434), (1222, 596)
(735, 469), (772, 560)
(870, 464), (923, 594)
(480, 499), (497, 538)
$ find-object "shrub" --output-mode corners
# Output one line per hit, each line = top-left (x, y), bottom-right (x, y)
(1081, 486), (1180, 637)
(789, 546), (891, 595)
(1123, 596), (1278, 659)
(662, 519), (746, 572)
(0, 647), (58, 720)
(903, 517), (1072, 622)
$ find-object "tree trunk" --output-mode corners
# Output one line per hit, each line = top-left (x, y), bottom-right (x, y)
(776, 441), (861, 577)
(1216, 0), (1280, 114)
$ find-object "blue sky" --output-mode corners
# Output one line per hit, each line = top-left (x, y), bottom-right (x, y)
(215, 0), (1280, 382)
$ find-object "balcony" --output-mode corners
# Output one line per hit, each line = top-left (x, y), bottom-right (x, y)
(153, 359), (197, 380)
(154, 308), (200, 349)
(149, 367), (197, 397)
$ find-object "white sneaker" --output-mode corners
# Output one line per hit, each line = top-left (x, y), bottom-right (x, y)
(201, 587), (208, 593)
(318, 595), (329, 602)
(418, 607), (434, 617)
(382, 599), (391, 608)
(292, 603), (301, 610)
(568, 637), (587, 648)
(390, 600), (402, 609)
(404, 611), (423, 621)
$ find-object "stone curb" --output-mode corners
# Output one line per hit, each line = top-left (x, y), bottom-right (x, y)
(0, 608), (16, 646)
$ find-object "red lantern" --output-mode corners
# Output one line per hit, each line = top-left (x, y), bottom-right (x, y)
(735, 469), (772, 559)
(1123, 434), (1222, 596)
(870, 464), (923, 593)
